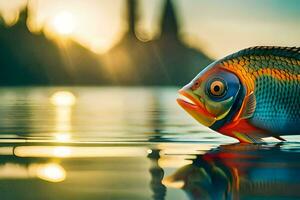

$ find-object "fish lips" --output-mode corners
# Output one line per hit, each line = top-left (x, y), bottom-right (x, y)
(177, 89), (216, 127)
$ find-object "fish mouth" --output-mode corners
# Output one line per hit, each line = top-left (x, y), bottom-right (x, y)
(177, 89), (216, 127)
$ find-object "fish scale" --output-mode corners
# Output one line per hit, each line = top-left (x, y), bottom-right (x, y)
(251, 75), (300, 134)
(221, 47), (300, 135)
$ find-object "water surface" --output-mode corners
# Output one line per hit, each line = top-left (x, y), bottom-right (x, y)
(0, 87), (299, 200)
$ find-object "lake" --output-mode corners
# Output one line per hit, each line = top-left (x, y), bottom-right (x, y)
(0, 87), (300, 200)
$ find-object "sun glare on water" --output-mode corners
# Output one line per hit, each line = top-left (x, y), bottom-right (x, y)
(52, 11), (75, 35)
(51, 91), (76, 106)
(35, 163), (66, 182)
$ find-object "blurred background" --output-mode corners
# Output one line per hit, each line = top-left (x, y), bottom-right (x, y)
(0, 0), (299, 86)
(0, 1), (300, 199)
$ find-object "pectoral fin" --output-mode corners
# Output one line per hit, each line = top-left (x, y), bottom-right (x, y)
(233, 131), (263, 143)
(241, 92), (256, 119)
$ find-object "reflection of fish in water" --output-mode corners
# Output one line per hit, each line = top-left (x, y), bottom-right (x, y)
(163, 156), (232, 199)
(177, 46), (300, 143)
(163, 143), (300, 200)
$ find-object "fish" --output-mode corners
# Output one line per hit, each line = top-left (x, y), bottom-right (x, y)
(177, 46), (300, 143)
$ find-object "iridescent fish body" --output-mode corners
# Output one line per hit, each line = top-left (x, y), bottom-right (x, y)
(177, 46), (300, 143)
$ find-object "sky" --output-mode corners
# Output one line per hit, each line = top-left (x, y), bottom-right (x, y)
(0, 0), (299, 59)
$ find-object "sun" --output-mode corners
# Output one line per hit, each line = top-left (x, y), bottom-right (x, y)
(52, 11), (75, 35)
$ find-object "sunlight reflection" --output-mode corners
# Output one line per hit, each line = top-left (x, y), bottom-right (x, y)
(0, 163), (66, 182)
(53, 146), (71, 157)
(32, 163), (66, 182)
(158, 155), (194, 168)
(162, 178), (184, 189)
(14, 146), (147, 158)
(55, 133), (71, 142)
(51, 91), (75, 142)
(0, 147), (14, 155)
(51, 91), (76, 107)
(153, 144), (213, 167)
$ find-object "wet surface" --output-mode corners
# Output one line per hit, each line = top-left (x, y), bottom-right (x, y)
(0, 87), (299, 200)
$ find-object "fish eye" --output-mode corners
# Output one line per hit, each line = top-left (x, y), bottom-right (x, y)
(208, 79), (227, 97)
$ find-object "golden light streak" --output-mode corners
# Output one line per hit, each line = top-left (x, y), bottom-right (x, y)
(53, 146), (72, 157)
(0, 163), (66, 183)
(51, 90), (76, 142)
(14, 146), (148, 158)
(34, 163), (66, 182)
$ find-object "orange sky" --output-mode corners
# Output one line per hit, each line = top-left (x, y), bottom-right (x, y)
(0, 0), (300, 59)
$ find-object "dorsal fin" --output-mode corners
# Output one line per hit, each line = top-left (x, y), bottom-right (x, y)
(221, 46), (300, 62)
(241, 92), (256, 119)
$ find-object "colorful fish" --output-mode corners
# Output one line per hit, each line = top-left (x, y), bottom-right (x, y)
(177, 46), (300, 143)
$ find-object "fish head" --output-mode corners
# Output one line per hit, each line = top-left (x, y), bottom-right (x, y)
(177, 63), (243, 130)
